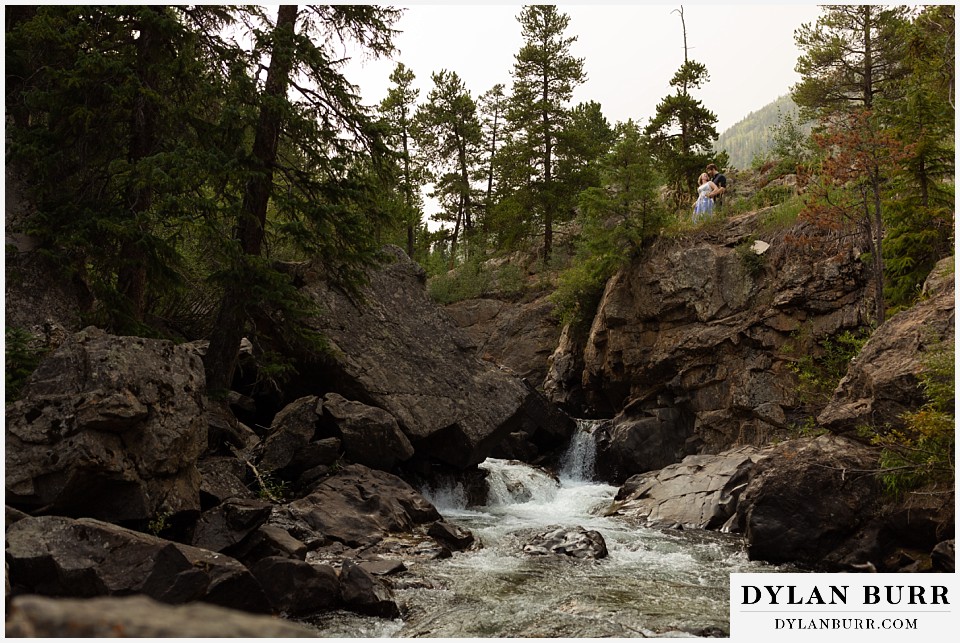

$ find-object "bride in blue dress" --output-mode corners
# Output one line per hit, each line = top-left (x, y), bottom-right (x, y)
(692, 172), (717, 223)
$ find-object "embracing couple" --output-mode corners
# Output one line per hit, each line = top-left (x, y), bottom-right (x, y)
(692, 164), (726, 222)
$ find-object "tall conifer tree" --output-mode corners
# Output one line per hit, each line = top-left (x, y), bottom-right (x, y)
(507, 4), (586, 262)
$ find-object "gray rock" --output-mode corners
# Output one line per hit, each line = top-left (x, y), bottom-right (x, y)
(736, 435), (882, 567)
(339, 559), (400, 618)
(286, 464), (440, 547)
(427, 521), (475, 550)
(232, 524), (309, 564)
(523, 525), (608, 560)
(299, 245), (572, 468)
(932, 540), (955, 572)
(199, 457), (255, 507)
(607, 446), (764, 530)
(6, 515), (269, 613)
(321, 393), (414, 470)
(445, 295), (561, 385)
(819, 257), (955, 434)
(5, 327), (206, 522)
(258, 396), (321, 474)
(594, 403), (692, 481)
(547, 210), (871, 452)
(191, 498), (273, 553)
(251, 557), (340, 615)
(358, 559), (407, 576)
(5, 595), (319, 638)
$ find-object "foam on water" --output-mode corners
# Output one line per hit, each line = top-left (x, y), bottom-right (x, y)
(377, 422), (779, 637)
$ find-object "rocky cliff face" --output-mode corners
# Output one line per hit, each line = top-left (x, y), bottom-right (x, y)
(819, 256), (955, 435)
(297, 246), (573, 469)
(547, 209), (871, 463)
(444, 295), (561, 386)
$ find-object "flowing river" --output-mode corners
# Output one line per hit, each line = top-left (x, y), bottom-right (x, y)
(307, 421), (776, 637)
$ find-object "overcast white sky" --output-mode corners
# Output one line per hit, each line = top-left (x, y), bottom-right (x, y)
(342, 3), (826, 135)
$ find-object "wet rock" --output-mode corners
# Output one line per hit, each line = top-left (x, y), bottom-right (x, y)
(285, 464), (441, 547)
(298, 245), (572, 468)
(594, 401), (693, 481)
(736, 435), (882, 567)
(819, 257), (955, 435)
(608, 446), (764, 530)
(250, 557), (340, 616)
(523, 525), (608, 560)
(5, 595), (319, 638)
(427, 520), (475, 550)
(358, 559), (407, 576)
(321, 393), (414, 470)
(5, 327), (206, 522)
(191, 498), (273, 553)
(339, 559), (400, 618)
(6, 515), (269, 613)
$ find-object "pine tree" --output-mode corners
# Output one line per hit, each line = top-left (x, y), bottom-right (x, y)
(555, 100), (616, 220)
(644, 7), (718, 203)
(804, 110), (908, 322)
(552, 120), (664, 326)
(793, 5), (911, 120)
(882, 5), (955, 309)
(379, 63), (423, 259)
(477, 83), (507, 232)
(203, 5), (401, 393)
(507, 4), (586, 262)
(413, 70), (482, 263)
(5, 6), (234, 334)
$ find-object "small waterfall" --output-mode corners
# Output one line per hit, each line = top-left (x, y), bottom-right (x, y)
(421, 479), (469, 513)
(478, 458), (560, 506)
(557, 418), (600, 483)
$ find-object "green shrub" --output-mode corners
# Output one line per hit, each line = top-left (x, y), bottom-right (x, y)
(870, 339), (954, 496)
(5, 327), (46, 403)
(735, 237), (766, 277)
(786, 326), (871, 410)
(427, 254), (492, 305)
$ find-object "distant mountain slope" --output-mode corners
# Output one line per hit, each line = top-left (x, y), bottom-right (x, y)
(716, 95), (801, 170)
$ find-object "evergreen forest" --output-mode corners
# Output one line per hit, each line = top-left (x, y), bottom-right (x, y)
(6, 4), (955, 396)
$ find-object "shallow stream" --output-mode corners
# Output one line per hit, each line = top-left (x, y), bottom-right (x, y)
(308, 421), (775, 637)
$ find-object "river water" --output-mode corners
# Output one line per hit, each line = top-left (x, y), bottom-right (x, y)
(308, 421), (775, 637)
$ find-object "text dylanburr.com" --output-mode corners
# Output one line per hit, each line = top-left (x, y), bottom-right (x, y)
(730, 573), (958, 641)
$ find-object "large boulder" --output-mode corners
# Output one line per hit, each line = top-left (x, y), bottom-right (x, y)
(593, 400), (694, 481)
(546, 211), (870, 453)
(5, 327), (207, 522)
(250, 557), (340, 616)
(298, 245), (573, 468)
(444, 294), (562, 386)
(191, 498), (274, 553)
(258, 395), (324, 474)
(283, 464), (441, 547)
(339, 559), (400, 618)
(735, 435), (883, 567)
(819, 257), (955, 434)
(5, 515), (269, 613)
(320, 393), (414, 471)
(607, 446), (764, 530)
(5, 595), (321, 638)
